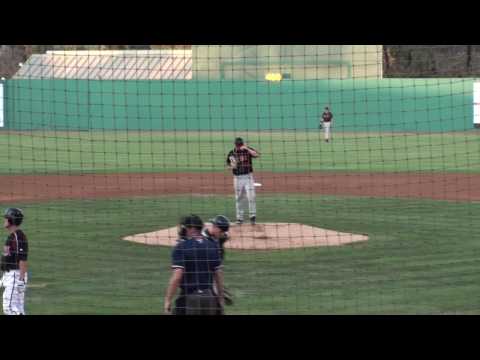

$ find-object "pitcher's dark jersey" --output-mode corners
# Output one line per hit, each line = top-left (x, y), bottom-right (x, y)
(226, 147), (257, 176)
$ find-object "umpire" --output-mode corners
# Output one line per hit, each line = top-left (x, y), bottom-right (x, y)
(164, 215), (224, 316)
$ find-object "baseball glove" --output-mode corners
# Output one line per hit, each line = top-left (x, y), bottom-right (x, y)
(213, 284), (234, 306)
(224, 288), (234, 306)
(229, 156), (237, 169)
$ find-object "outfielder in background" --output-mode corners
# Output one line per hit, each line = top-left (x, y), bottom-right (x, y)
(226, 138), (260, 225)
(321, 107), (334, 143)
(0, 208), (28, 315)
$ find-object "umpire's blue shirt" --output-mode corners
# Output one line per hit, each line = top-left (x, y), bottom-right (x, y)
(171, 237), (223, 295)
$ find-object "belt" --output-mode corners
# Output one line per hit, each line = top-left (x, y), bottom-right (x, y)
(184, 289), (213, 296)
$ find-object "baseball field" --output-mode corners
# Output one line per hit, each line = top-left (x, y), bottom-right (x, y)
(1, 130), (479, 314)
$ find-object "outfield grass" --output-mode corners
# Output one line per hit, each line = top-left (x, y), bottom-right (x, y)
(0, 131), (479, 174)
(9, 194), (480, 315)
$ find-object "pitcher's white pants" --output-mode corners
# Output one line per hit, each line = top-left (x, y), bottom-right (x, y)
(234, 174), (256, 221)
(324, 122), (332, 141)
(0, 270), (27, 315)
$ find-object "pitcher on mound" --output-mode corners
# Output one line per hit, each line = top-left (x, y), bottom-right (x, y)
(226, 138), (260, 225)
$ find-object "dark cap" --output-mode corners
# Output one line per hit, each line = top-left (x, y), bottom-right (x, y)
(235, 138), (244, 146)
(210, 215), (230, 232)
(180, 214), (204, 230)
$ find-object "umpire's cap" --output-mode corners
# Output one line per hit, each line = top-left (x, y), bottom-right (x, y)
(4, 208), (24, 226)
(180, 214), (204, 230)
(235, 138), (244, 146)
(210, 215), (230, 232)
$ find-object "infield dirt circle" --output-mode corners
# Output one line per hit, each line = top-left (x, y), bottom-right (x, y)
(123, 223), (369, 250)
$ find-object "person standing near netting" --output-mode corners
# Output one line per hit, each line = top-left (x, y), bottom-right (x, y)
(164, 215), (225, 316)
(202, 215), (234, 311)
(0, 208), (29, 315)
(226, 138), (260, 225)
(321, 107), (334, 143)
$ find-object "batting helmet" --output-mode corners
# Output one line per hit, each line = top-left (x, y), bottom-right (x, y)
(210, 215), (231, 232)
(4, 208), (24, 226)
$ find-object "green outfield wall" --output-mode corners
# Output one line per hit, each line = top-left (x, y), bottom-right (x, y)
(2, 79), (474, 132)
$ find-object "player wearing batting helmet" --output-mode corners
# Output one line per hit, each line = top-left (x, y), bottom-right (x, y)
(204, 215), (231, 260)
(203, 215), (234, 311)
(0, 208), (29, 315)
(164, 215), (224, 316)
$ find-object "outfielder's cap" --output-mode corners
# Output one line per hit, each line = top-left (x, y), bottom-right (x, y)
(4, 208), (24, 226)
(180, 214), (204, 230)
(209, 215), (230, 232)
(235, 138), (244, 146)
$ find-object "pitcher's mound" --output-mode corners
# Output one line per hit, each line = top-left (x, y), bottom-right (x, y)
(124, 223), (368, 250)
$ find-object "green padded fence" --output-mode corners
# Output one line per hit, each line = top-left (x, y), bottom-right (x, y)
(3, 78), (474, 132)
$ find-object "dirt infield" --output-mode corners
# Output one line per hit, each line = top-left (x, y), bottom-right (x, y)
(1, 171), (479, 203)
(124, 223), (369, 250)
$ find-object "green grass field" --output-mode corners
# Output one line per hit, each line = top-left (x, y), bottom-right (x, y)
(1, 129), (479, 314)
(9, 194), (480, 315)
(0, 131), (479, 174)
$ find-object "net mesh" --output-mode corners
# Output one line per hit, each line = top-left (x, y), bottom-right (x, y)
(0, 45), (479, 315)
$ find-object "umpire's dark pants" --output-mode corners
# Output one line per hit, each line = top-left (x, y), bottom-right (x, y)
(174, 289), (222, 316)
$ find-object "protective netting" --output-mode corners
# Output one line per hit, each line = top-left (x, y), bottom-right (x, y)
(0, 45), (479, 315)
